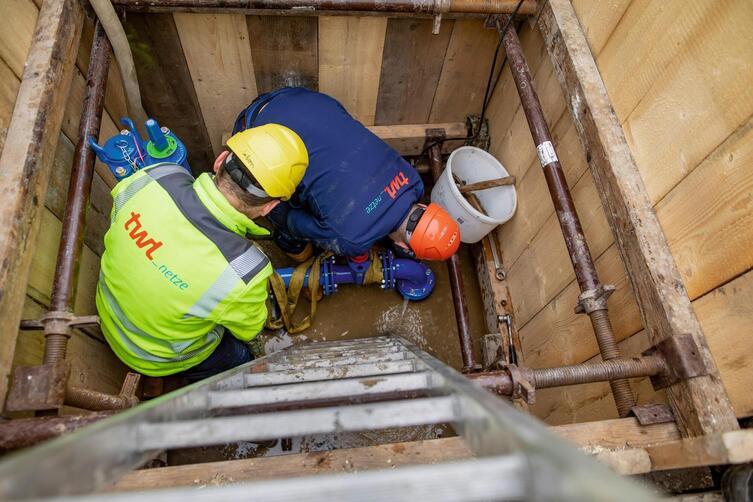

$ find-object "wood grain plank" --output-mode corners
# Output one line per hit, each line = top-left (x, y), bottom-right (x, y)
(552, 417), (680, 449)
(518, 245), (642, 370)
(618, 0), (753, 205)
(125, 13), (214, 171)
(0, 59), (20, 152)
(570, 0), (633, 56)
(111, 437), (473, 491)
(319, 16), (386, 126)
(367, 122), (467, 155)
(247, 15), (318, 94)
(0, 0), (83, 407)
(540, 0), (739, 435)
(658, 117), (753, 300)
(0, 0), (37, 80)
(428, 19), (498, 123)
(175, 13), (258, 156)
(375, 18), (454, 125)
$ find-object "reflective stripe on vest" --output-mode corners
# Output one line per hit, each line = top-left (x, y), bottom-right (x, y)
(149, 164), (268, 283)
(99, 272), (221, 363)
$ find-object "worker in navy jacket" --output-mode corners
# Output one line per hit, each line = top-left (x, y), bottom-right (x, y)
(233, 87), (460, 261)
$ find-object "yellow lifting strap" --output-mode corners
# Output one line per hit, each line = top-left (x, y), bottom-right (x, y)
(266, 249), (384, 333)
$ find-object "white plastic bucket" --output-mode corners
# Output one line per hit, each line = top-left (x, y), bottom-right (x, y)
(430, 146), (517, 243)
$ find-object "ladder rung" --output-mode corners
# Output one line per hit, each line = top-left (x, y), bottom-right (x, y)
(136, 396), (458, 450)
(265, 351), (413, 371)
(281, 343), (402, 358)
(230, 360), (420, 388)
(278, 345), (405, 363)
(208, 372), (440, 409)
(97, 456), (527, 502)
(287, 336), (397, 351)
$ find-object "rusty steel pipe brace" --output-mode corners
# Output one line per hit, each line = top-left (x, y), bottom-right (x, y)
(44, 20), (111, 364)
(499, 19), (635, 416)
(468, 354), (668, 403)
(426, 134), (478, 373)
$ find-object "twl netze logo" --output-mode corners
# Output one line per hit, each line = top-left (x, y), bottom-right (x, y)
(383, 171), (410, 199)
(124, 212), (163, 260)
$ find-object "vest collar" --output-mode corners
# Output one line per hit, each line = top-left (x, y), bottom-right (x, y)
(193, 173), (271, 238)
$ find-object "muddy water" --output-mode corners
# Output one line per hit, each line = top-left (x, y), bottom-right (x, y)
(258, 242), (488, 371)
(168, 243), (486, 466)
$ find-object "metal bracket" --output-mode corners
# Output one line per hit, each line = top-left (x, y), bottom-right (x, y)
(6, 362), (70, 412)
(574, 284), (615, 314)
(643, 334), (709, 390)
(630, 403), (675, 425)
(503, 364), (535, 405)
(19, 313), (100, 331)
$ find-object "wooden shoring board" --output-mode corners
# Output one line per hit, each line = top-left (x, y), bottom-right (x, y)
(110, 437), (474, 492)
(246, 15), (319, 94)
(221, 122), (468, 156)
(318, 16), (387, 126)
(428, 19), (499, 123)
(125, 13), (215, 171)
(174, 13), (258, 157)
(537, 0), (738, 436)
(375, 18), (454, 125)
(584, 429), (753, 476)
(0, 0), (84, 407)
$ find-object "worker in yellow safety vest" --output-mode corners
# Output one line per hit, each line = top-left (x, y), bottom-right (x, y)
(96, 125), (308, 379)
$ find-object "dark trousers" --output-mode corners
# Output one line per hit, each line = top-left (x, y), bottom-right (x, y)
(179, 331), (253, 381)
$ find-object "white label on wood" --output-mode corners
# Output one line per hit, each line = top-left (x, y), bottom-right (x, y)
(536, 141), (558, 168)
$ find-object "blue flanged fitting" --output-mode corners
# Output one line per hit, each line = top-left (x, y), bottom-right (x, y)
(275, 250), (435, 301)
(380, 251), (396, 290)
(321, 256), (338, 296)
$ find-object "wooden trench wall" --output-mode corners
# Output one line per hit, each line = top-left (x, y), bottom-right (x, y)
(0, 0), (129, 410)
(483, 0), (753, 425)
(1, 0), (751, 432)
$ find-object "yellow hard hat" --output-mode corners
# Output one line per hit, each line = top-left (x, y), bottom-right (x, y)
(226, 124), (308, 200)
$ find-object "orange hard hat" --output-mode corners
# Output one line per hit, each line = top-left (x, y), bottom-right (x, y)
(407, 203), (460, 261)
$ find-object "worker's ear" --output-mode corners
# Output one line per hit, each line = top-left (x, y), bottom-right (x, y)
(259, 199), (280, 217)
(213, 150), (231, 174)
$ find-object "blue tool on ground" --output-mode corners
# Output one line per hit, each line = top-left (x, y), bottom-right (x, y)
(88, 117), (191, 181)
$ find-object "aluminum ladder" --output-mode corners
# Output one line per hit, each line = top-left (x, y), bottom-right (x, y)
(0, 336), (652, 501)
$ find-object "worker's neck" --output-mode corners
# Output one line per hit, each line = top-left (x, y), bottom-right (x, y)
(217, 183), (264, 221)
(389, 206), (414, 246)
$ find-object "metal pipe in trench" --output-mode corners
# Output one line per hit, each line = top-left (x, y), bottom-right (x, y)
(110, 0), (539, 15)
(428, 144), (476, 373)
(500, 23), (636, 416)
(43, 21), (111, 364)
(468, 354), (667, 397)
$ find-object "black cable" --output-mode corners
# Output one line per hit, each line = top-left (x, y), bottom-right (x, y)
(416, 0), (524, 159)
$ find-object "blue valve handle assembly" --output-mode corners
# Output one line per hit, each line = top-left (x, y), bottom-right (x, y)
(88, 117), (191, 181)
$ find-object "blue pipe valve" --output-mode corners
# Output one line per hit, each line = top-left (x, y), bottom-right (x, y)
(276, 250), (435, 301)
